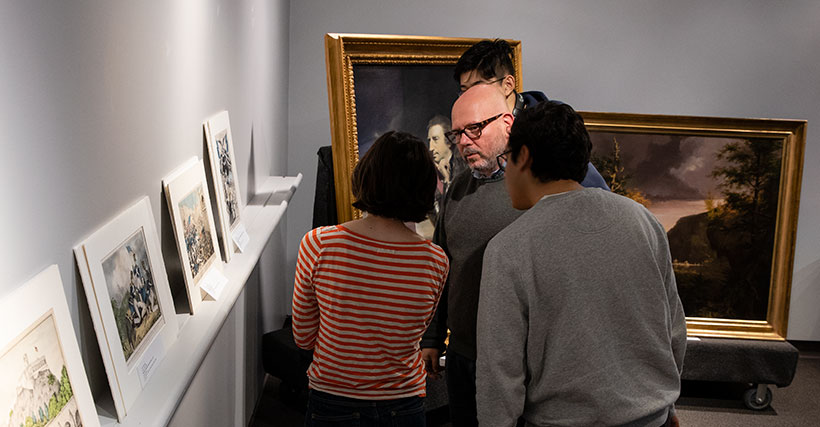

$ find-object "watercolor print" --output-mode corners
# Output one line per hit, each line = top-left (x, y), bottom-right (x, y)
(102, 228), (163, 363)
(214, 130), (239, 228)
(1, 312), (83, 427)
(178, 184), (216, 284)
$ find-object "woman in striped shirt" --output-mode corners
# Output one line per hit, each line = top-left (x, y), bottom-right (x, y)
(292, 131), (450, 426)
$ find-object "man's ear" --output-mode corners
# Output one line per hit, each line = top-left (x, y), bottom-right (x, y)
(501, 74), (516, 97)
(517, 145), (533, 171)
(501, 112), (515, 134)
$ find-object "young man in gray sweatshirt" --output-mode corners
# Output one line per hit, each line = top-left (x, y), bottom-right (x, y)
(476, 100), (686, 427)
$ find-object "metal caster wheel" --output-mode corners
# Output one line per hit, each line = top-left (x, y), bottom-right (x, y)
(743, 384), (772, 410)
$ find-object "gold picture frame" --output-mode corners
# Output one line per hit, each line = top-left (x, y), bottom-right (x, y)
(582, 111), (806, 340)
(324, 33), (522, 222)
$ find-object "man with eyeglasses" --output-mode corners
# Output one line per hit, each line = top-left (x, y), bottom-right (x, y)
(476, 100), (685, 427)
(420, 83), (609, 426)
(453, 38), (607, 189)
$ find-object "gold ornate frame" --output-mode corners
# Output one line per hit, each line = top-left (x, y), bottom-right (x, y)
(324, 33), (522, 222)
(581, 112), (806, 340)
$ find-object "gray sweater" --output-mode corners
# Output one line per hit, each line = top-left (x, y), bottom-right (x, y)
(477, 188), (686, 427)
(421, 170), (523, 359)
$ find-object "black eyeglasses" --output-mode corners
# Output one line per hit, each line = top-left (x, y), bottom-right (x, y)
(497, 149), (513, 171)
(444, 113), (504, 144)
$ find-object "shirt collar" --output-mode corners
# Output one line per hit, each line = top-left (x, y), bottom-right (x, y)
(472, 167), (505, 181)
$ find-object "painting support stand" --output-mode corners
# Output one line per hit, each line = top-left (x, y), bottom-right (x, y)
(681, 337), (799, 410)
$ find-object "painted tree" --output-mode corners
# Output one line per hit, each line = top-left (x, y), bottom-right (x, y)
(708, 138), (782, 319)
(591, 137), (650, 207)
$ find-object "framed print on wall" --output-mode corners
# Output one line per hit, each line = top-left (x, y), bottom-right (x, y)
(204, 111), (242, 262)
(163, 157), (223, 314)
(324, 33), (523, 223)
(1, 265), (100, 427)
(583, 112), (806, 340)
(74, 196), (179, 421)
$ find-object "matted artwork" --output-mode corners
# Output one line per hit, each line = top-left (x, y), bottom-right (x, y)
(204, 111), (242, 262)
(74, 196), (178, 421)
(324, 33), (522, 223)
(102, 229), (162, 363)
(583, 112), (806, 340)
(1, 265), (99, 427)
(163, 158), (222, 313)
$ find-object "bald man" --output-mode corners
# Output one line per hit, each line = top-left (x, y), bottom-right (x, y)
(418, 86), (601, 426)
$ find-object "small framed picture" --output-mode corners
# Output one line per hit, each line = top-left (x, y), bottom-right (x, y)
(204, 111), (242, 261)
(163, 157), (223, 313)
(74, 196), (179, 421)
(1, 265), (100, 427)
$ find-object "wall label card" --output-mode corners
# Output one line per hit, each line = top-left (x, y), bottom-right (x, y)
(231, 222), (250, 253)
(136, 337), (164, 388)
(200, 269), (229, 301)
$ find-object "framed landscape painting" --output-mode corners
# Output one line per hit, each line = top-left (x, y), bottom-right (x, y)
(324, 33), (522, 223)
(205, 111), (242, 262)
(1, 265), (99, 427)
(583, 112), (806, 340)
(163, 157), (222, 314)
(74, 196), (179, 421)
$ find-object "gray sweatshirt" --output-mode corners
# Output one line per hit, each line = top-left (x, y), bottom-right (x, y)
(477, 188), (686, 427)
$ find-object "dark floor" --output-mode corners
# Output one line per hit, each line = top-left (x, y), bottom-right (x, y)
(249, 343), (820, 427)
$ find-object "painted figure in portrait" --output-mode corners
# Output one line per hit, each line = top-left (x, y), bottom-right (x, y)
(215, 130), (239, 227)
(102, 229), (163, 363)
(590, 133), (783, 320)
(178, 184), (216, 284)
(1, 313), (83, 427)
(426, 114), (467, 219)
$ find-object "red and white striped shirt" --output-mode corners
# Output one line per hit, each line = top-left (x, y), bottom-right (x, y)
(291, 225), (449, 399)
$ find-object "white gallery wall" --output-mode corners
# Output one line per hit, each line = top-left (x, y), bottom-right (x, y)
(1, 0), (290, 424)
(286, 0), (820, 340)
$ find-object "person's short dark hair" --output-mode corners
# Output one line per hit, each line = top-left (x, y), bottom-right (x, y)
(351, 131), (437, 222)
(508, 101), (591, 183)
(454, 39), (515, 83)
(426, 115), (451, 133)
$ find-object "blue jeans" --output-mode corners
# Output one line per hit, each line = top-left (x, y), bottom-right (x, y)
(305, 390), (426, 427)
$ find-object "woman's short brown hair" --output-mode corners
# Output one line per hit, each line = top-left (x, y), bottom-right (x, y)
(352, 131), (437, 223)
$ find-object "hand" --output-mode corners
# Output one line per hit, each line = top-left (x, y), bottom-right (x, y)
(668, 414), (680, 427)
(421, 348), (443, 379)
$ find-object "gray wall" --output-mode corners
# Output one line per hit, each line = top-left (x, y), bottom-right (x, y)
(286, 0), (820, 340)
(1, 0), (290, 423)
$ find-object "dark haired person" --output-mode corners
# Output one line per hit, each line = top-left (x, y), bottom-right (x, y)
(476, 101), (686, 427)
(453, 38), (607, 189)
(292, 131), (450, 426)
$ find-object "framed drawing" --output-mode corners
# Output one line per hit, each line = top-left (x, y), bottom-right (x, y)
(204, 111), (242, 262)
(583, 112), (806, 340)
(163, 157), (222, 314)
(74, 196), (179, 421)
(1, 265), (99, 427)
(325, 33), (523, 223)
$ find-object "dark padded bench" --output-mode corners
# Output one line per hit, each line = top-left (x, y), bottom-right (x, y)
(680, 337), (799, 409)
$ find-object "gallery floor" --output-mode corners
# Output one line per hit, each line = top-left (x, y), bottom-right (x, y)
(249, 343), (820, 427)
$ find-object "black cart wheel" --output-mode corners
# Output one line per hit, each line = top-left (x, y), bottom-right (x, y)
(743, 385), (772, 410)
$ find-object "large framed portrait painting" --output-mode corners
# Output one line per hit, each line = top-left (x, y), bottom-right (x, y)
(584, 112), (806, 340)
(324, 33), (523, 228)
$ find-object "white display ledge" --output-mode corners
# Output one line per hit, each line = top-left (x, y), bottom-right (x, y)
(98, 174), (302, 426)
